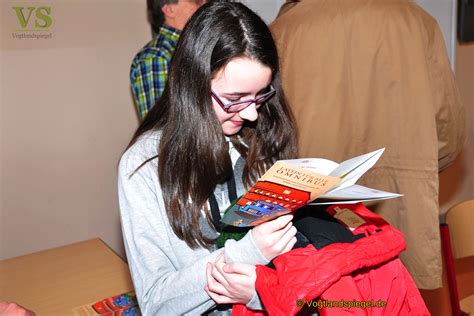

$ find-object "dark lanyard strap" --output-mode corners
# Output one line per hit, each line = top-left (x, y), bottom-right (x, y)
(209, 171), (237, 232)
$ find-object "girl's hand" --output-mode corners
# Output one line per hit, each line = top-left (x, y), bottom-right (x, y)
(205, 253), (256, 305)
(251, 214), (297, 261)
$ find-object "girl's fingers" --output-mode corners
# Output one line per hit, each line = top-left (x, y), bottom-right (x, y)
(220, 263), (256, 291)
(274, 225), (297, 251)
(281, 235), (298, 254)
(212, 253), (231, 287)
(211, 262), (230, 288)
(270, 219), (295, 240)
(204, 285), (236, 305)
(206, 263), (231, 297)
(257, 214), (294, 234)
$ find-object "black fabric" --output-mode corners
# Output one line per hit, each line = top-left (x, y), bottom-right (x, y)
(226, 171), (237, 202)
(293, 205), (365, 249)
(267, 205), (365, 270)
(209, 174), (238, 233)
(208, 193), (221, 232)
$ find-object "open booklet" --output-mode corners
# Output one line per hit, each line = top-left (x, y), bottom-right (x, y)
(221, 148), (401, 227)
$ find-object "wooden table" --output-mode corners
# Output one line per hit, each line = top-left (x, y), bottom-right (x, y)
(0, 238), (134, 316)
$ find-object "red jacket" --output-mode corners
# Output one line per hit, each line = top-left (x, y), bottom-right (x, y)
(233, 203), (429, 315)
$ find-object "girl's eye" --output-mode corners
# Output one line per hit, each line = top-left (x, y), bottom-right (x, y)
(227, 98), (241, 102)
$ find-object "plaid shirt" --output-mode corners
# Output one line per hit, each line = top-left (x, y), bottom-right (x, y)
(130, 24), (180, 120)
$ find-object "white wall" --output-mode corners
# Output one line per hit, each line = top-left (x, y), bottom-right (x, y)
(0, 0), (147, 259)
(239, 0), (286, 24)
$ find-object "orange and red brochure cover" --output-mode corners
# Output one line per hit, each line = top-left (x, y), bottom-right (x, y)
(221, 148), (401, 227)
(221, 160), (340, 227)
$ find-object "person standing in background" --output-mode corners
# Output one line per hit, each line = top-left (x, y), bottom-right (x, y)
(130, 0), (205, 121)
(271, 0), (465, 290)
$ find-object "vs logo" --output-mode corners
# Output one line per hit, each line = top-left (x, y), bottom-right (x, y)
(12, 6), (52, 29)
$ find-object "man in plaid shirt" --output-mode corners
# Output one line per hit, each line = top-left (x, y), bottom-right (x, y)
(130, 0), (205, 121)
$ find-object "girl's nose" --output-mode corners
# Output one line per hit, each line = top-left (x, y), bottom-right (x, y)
(238, 103), (258, 122)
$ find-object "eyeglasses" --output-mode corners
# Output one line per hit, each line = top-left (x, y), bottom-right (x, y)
(211, 86), (276, 113)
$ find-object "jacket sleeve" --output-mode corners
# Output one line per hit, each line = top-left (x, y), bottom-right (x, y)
(118, 146), (268, 315)
(423, 12), (465, 171)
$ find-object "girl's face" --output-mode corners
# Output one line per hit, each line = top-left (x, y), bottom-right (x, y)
(210, 57), (272, 136)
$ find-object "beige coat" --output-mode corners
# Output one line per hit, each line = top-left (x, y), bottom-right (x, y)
(271, 0), (465, 289)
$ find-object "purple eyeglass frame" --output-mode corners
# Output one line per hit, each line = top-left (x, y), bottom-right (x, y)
(210, 86), (276, 113)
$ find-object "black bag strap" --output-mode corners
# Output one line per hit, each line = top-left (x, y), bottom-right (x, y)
(209, 171), (237, 232)
(208, 192), (221, 231)
(227, 170), (238, 202)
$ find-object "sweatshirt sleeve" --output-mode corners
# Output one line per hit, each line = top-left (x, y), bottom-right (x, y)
(118, 143), (269, 315)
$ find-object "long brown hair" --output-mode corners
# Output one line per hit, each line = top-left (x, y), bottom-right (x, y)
(129, 2), (297, 248)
